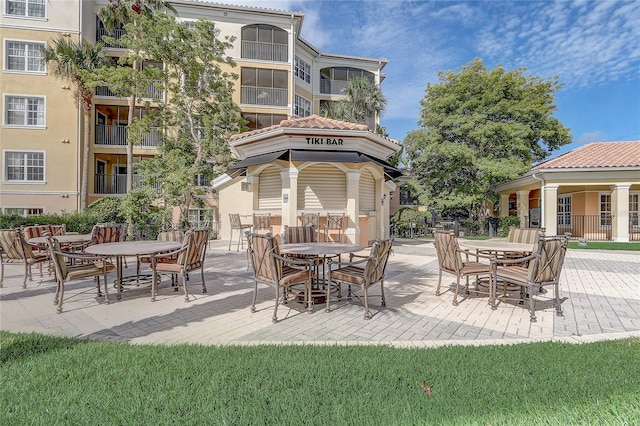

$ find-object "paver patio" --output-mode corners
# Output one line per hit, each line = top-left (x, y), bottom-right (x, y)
(1, 239), (639, 347)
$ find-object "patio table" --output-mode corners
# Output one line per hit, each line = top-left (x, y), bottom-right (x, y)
(280, 242), (363, 306)
(28, 233), (92, 246)
(458, 239), (534, 256)
(85, 241), (181, 300)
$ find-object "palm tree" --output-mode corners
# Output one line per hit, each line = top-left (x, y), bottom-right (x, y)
(43, 38), (110, 209)
(98, 0), (176, 192)
(321, 76), (387, 132)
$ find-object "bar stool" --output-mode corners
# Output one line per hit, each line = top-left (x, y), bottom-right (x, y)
(252, 213), (273, 235)
(229, 213), (252, 251)
(300, 212), (320, 242)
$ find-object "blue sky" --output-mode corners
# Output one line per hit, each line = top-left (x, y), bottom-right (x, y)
(215, 0), (640, 157)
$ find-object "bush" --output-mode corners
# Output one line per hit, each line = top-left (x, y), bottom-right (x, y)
(86, 196), (125, 224)
(497, 216), (520, 237)
(391, 208), (431, 237)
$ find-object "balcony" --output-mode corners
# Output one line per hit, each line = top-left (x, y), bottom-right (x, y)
(96, 27), (126, 48)
(95, 124), (161, 148)
(241, 40), (287, 62)
(95, 83), (164, 102)
(240, 86), (287, 107)
(320, 79), (349, 95)
(94, 174), (161, 195)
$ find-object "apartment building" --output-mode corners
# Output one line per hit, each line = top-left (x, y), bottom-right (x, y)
(1, 0), (388, 226)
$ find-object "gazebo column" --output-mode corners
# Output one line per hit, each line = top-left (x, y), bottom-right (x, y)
(543, 185), (559, 236)
(611, 184), (631, 242)
(499, 193), (510, 217)
(281, 168), (298, 228)
(346, 169), (361, 244)
(248, 175), (259, 211)
(517, 190), (530, 228)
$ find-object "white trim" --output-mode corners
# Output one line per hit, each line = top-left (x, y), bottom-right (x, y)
(2, 149), (46, 183)
(3, 38), (47, 73)
(2, 93), (46, 127)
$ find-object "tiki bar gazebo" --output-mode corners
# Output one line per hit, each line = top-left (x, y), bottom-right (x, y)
(213, 115), (402, 245)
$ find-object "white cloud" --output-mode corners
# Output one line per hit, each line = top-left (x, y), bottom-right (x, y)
(577, 131), (608, 144)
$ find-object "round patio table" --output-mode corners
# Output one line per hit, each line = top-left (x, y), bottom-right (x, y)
(85, 241), (181, 299)
(280, 242), (364, 307)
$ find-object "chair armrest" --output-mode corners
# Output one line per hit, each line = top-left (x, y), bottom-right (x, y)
(51, 249), (110, 263)
(150, 245), (187, 261)
(458, 247), (493, 261)
(327, 254), (371, 269)
(490, 252), (537, 266)
(271, 252), (315, 268)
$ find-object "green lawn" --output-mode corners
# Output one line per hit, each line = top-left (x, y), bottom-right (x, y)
(1, 331), (639, 424)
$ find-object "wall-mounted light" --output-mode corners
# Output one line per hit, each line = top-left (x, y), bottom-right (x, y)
(62, 32), (71, 37)
(381, 193), (387, 205)
(61, 139), (70, 143)
(60, 193), (69, 198)
(62, 85), (70, 90)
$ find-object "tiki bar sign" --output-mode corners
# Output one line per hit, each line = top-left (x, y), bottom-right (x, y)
(305, 137), (345, 146)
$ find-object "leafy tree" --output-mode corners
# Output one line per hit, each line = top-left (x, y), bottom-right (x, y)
(128, 14), (245, 225)
(96, 0), (176, 192)
(42, 38), (110, 209)
(321, 76), (387, 132)
(404, 58), (571, 221)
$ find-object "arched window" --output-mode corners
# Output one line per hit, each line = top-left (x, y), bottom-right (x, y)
(241, 24), (288, 62)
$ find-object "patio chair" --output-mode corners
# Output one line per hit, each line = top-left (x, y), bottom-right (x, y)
(0, 229), (50, 288)
(136, 229), (185, 276)
(491, 234), (569, 322)
(45, 233), (115, 314)
(327, 237), (394, 320)
(228, 213), (252, 251)
(325, 213), (345, 243)
(432, 230), (492, 306)
(253, 213), (273, 235)
(300, 212), (320, 241)
(246, 232), (315, 322)
(150, 229), (209, 302)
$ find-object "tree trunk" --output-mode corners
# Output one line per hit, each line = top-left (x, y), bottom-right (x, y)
(80, 110), (90, 209)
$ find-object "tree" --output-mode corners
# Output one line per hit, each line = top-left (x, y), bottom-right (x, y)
(404, 58), (571, 221)
(129, 14), (245, 225)
(43, 38), (110, 209)
(97, 0), (176, 193)
(321, 76), (387, 132)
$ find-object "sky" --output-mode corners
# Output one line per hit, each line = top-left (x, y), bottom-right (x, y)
(211, 0), (640, 157)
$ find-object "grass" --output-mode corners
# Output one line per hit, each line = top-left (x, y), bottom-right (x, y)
(1, 332), (639, 425)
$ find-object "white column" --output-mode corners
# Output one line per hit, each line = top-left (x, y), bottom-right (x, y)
(499, 193), (510, 217)
(611, 184), (631, 242)
(247, 175), (259, 211)
(281, 168), (298, 228)
(346, 169), (361, 244)
(543, 185), (558, 236)
(517, 190), (529, 228)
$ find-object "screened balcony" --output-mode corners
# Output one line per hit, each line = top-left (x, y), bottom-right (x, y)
(240, 86), (287, 107)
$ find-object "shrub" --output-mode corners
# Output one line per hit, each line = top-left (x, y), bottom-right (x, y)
(497, 216), (520, 237)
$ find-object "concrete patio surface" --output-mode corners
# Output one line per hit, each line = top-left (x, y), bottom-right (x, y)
(1, 238), (639, 347)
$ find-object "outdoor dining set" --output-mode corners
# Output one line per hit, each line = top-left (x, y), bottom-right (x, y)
(0, 217), (569, 323)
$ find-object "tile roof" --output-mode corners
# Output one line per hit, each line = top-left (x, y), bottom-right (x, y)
(534, 141), (640, 169)
(230, 115), (400, 144)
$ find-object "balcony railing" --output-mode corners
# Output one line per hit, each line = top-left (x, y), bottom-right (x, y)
(94, 174), (161, 194)
(96, 27), (126, 48)
(95, 83), (164, 101)
(320, 79), (349, 95)
(241, 40), (288, 62)
(95, 124), (161, 148)
(557, 214), (612, 241)
(240, 86), (287, 107)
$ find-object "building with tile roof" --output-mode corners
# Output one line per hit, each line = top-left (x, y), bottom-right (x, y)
(214, 115), (401, 245)
(493, 141), (640, 242)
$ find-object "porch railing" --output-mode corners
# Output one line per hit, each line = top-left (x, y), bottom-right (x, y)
(241, 40), (288, 62)
(95, 124), (161, 148)
(240, 86), (288, 106)
(95, 83), (164, 101)
(94, 174), (161, 195)
(557, 214), (612, 241)
(320, 79), (349, 95)
(96, 27), (126, 48)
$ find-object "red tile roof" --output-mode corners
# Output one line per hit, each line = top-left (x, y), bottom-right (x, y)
(230, 114), (400, 144)
(535, 141), (640, 169)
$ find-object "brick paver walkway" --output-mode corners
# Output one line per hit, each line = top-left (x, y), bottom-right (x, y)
(2, 239), (639, 347)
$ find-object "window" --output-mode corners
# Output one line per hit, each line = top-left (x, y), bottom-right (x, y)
(241, 67), (288, 106)
(557, 195), (572, 227)
(4, 151), (45, 182)
(241, 24), (288, 62)
(5, 40), (45, 72)
(631, 194), (639, 226)
(3, 207), (43, 216)
(4, 95), (45, 127)
(294, 56), (311, 83)
(600, 194), (611, 227)
(294, 95), (311, 117)
(242, 113), (287, 130)
(6, 0), (45, 17)
(320, 67), (374, 94)
(188, 208), (215, 228)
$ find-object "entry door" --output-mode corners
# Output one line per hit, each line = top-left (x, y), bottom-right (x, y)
(96, 160), (106, 193)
